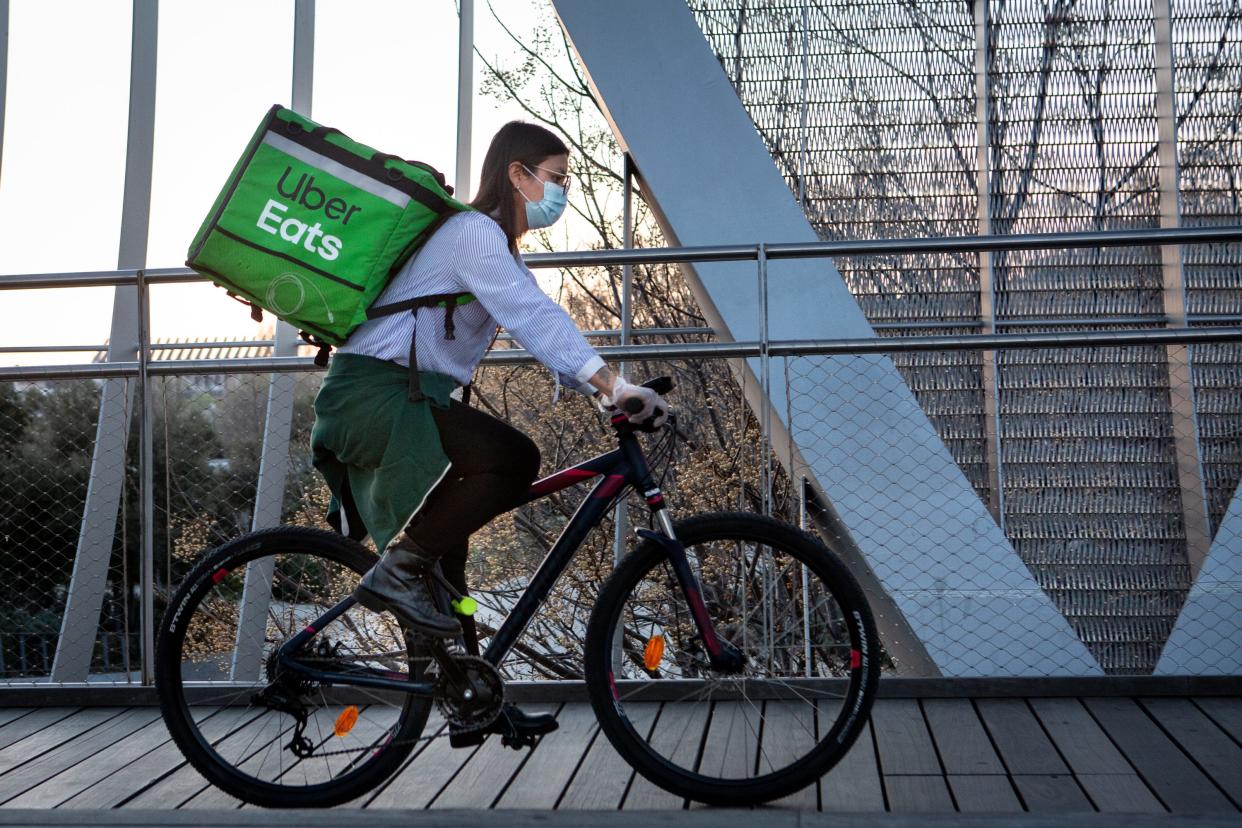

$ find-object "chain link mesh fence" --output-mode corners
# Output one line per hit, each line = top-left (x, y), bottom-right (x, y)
(783, 340), (1241, 676)
(3, 331), (1240, 681)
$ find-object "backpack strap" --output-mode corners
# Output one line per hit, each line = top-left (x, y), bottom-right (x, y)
(299, 331), (333, 367)
(368, 292), (476, 401)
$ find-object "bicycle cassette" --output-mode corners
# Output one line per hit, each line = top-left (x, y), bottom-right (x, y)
(434, 654), (504, 733)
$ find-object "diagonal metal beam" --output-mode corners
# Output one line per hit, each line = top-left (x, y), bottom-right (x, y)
(1156, 473), (1242, 674)
(232, 0), (315, 683)
(551, 0), (1101, 676)
(0, 0), (9, 179)
(1153, 0), (1212, 578)
(52, 0), (158, 682)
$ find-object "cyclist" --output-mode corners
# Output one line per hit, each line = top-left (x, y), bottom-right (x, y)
(310, 121), (667, 745)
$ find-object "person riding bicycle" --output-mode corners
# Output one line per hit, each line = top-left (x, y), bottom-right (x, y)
(310, 121), (668, 746)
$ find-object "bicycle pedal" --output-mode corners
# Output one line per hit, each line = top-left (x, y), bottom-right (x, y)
(448, 728), (489, 749)
(500, 731), (540, 751)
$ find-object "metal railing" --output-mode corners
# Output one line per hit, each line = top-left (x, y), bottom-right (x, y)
(3, 223), (1242, 683)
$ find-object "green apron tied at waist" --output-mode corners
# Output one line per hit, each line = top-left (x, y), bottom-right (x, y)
(311, 353), (457, 552)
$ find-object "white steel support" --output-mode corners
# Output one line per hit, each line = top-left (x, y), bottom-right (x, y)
(974, 0), (1005, 526)
(1155, 0), (1242, 676)
(552, 0), (1101, 675)
(1157, 475), (1242, 674)
(798, 2), (808, 210)
(613, 155), (634, 568)
(610, 156), (634, 676)
(137, 270), (154, 683)
(53, 0), (158, 682)
(232, 0), (314, 682)
(455, 0), (473, 200)
(0, 0), (8, 177)
(1153, 0), (1212, 576)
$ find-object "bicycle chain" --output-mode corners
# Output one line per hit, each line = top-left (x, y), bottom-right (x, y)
(292, 723), (452, 759)
(275, 654), (505, 760)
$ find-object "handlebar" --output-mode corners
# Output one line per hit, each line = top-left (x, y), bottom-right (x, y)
(612, 376), (674, 427)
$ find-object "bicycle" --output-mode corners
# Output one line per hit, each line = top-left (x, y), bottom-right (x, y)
(155, 376), (880, 808)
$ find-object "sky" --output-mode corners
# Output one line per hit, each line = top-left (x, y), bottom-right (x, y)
(0, 0), (589, 366)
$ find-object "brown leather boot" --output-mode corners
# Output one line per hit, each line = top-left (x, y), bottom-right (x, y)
(353, 537), (461, 638)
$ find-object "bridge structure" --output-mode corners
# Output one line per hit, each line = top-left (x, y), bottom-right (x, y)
(1, 0), (1242, 820)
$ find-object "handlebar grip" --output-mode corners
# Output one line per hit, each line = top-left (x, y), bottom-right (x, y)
(623, 397), (645, 415)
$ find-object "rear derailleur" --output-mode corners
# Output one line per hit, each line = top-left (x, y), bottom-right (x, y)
(249, 637), (342, 759)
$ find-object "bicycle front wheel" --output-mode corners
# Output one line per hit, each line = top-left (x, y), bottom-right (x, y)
(584, 512), (880, 807)
(155, 526), (432, 808)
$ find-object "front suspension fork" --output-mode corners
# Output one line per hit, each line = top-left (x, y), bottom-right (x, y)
(637, 526), (745, 673)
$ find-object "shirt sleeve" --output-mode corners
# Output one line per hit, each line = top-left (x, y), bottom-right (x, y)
(452, 214), (605, 390)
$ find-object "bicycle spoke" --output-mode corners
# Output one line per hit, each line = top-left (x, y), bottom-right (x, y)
(590, 516), (875, 796)
(159, 530), (432, 804)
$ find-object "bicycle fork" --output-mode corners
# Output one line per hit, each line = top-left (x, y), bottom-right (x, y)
(638, 525), (746, 674)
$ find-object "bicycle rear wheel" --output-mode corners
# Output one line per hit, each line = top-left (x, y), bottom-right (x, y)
(584, 512), (880, 807)
(155, 526), (431, 808)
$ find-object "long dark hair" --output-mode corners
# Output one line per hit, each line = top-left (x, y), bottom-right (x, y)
(470, 121), (569, 251)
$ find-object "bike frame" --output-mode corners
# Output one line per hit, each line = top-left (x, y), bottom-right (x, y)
(277, 413), (733, 696)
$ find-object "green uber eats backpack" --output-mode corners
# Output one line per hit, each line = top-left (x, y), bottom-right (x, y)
(187, 104), (476, 401)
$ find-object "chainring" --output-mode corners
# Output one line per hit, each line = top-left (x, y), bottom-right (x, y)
(434, 654), (505, 733)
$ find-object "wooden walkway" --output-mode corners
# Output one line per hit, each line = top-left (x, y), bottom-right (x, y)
(0, 697), (1238, 814)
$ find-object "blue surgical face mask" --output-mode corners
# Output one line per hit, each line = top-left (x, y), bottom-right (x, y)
(521, 166), (568, 229)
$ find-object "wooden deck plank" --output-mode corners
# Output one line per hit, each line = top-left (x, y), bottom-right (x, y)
(364, 722), (481, 809)
(119, 709), (273, 809)
(870, 699), (941, 775)
(0, 690), (1223, 815)
(757, 701), (818, 810)
(430, 705), (560, 809)
(922, 699), (1004, 775)
(1077, 774), (1165, 813)
(1141, 698), (1242, 807)
(0, 710), (34, 731)
(820, 716), (885, 813)
(115, 759), (212, 809)
(1011, 774), (1092, 811)
(0, 708), (159, 806)
(178, 712), (298, 809)
(496, 704), (597, 810)
(976, 699), (1067, 775)
(696, 701), (761, 782)
(560, 704), (659, 810)
(1029, 698), (1132, 775)
(873, 699), (954, 812)
(947, 775), (1022, 813)
(884, 775), (954, 812)
(1084, 697), (1234, 813)
(623, 702), (709, 810)
(1195, 697), (1242, 744)
(5, 711), (190, 808)
(237, 704), (417, 811)
(63, 708), (258, 809)
(0, 709), (102, 769)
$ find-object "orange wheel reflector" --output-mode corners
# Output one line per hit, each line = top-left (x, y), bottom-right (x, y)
(643, 634), (665, 671)
(334, 705), (360, 737)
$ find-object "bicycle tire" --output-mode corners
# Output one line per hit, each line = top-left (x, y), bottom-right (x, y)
(155, 526), (431, 808)
(583, 512), (880, 807)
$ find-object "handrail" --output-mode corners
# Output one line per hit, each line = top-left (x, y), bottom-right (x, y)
(2, 225), (1241, 291)
(0, 327), (719, 355)
(5, 326), (1241, 382)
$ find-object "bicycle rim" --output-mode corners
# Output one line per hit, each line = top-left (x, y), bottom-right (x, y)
(585, 514), (878, 805)
(155, 528), (431, 807)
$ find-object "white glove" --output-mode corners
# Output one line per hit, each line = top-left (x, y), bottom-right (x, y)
(602, 376), (669, 426)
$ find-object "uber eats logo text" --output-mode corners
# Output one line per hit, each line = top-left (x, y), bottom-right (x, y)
(255, 167), (364, 262)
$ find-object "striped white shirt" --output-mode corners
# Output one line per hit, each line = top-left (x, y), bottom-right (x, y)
(339, 211), (605, 390)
